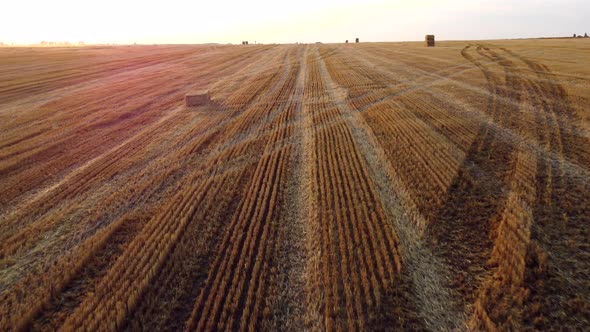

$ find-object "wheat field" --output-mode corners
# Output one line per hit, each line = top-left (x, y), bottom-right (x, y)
(0, 39), (589, 331)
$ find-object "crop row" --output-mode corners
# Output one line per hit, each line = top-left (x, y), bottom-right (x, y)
(55, 46), (298, 331)
(185, 47), (302, 331)
(319, 43), (589, 330)
(320, 46), (473, 230)
(121, 47), (300, 331)
(0, 45), (273, 213)
(0, 45), (283, 331)
(0, 45), (272, 260)
(303, 48), (402, 330)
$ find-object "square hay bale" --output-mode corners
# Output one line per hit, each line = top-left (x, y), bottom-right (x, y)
(185, 90), (210, 107)
(425, 35), (435, 47)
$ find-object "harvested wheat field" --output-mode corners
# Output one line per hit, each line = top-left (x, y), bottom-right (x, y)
(0, 39), (589, 331)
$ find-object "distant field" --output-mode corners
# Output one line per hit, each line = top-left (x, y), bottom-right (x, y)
(0, 39), (589, 331)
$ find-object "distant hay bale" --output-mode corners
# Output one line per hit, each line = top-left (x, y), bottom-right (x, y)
(185, 90), (210, 107)
(345, 40), (348, 43)
(355, 38), (359, 43)
(425, 35), (435, 47)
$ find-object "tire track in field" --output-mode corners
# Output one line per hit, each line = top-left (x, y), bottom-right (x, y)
(320, 44), (588, 329)
(465, 45), (542, 330)
(341, 45), (538, 114)
(494, 48), (590, 330)
(315, 46), (460, 330)
(350, 44), (590, 184)
(349, 45), (588, 147)
(455, 44), (589, 329)
(425, 45), (518, 312)
(318, 46), (588, 329)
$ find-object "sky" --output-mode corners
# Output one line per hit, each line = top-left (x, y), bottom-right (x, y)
(1, 0), (589, 45)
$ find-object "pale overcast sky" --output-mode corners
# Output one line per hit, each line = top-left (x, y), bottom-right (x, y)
(1, 0), (588, 44)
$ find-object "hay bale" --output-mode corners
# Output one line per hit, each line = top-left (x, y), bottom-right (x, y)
(425, 35), (435, 47)
(355, 38), (359, 43)
(185, 90), (210, 107)
(345, 40), (348, 43)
